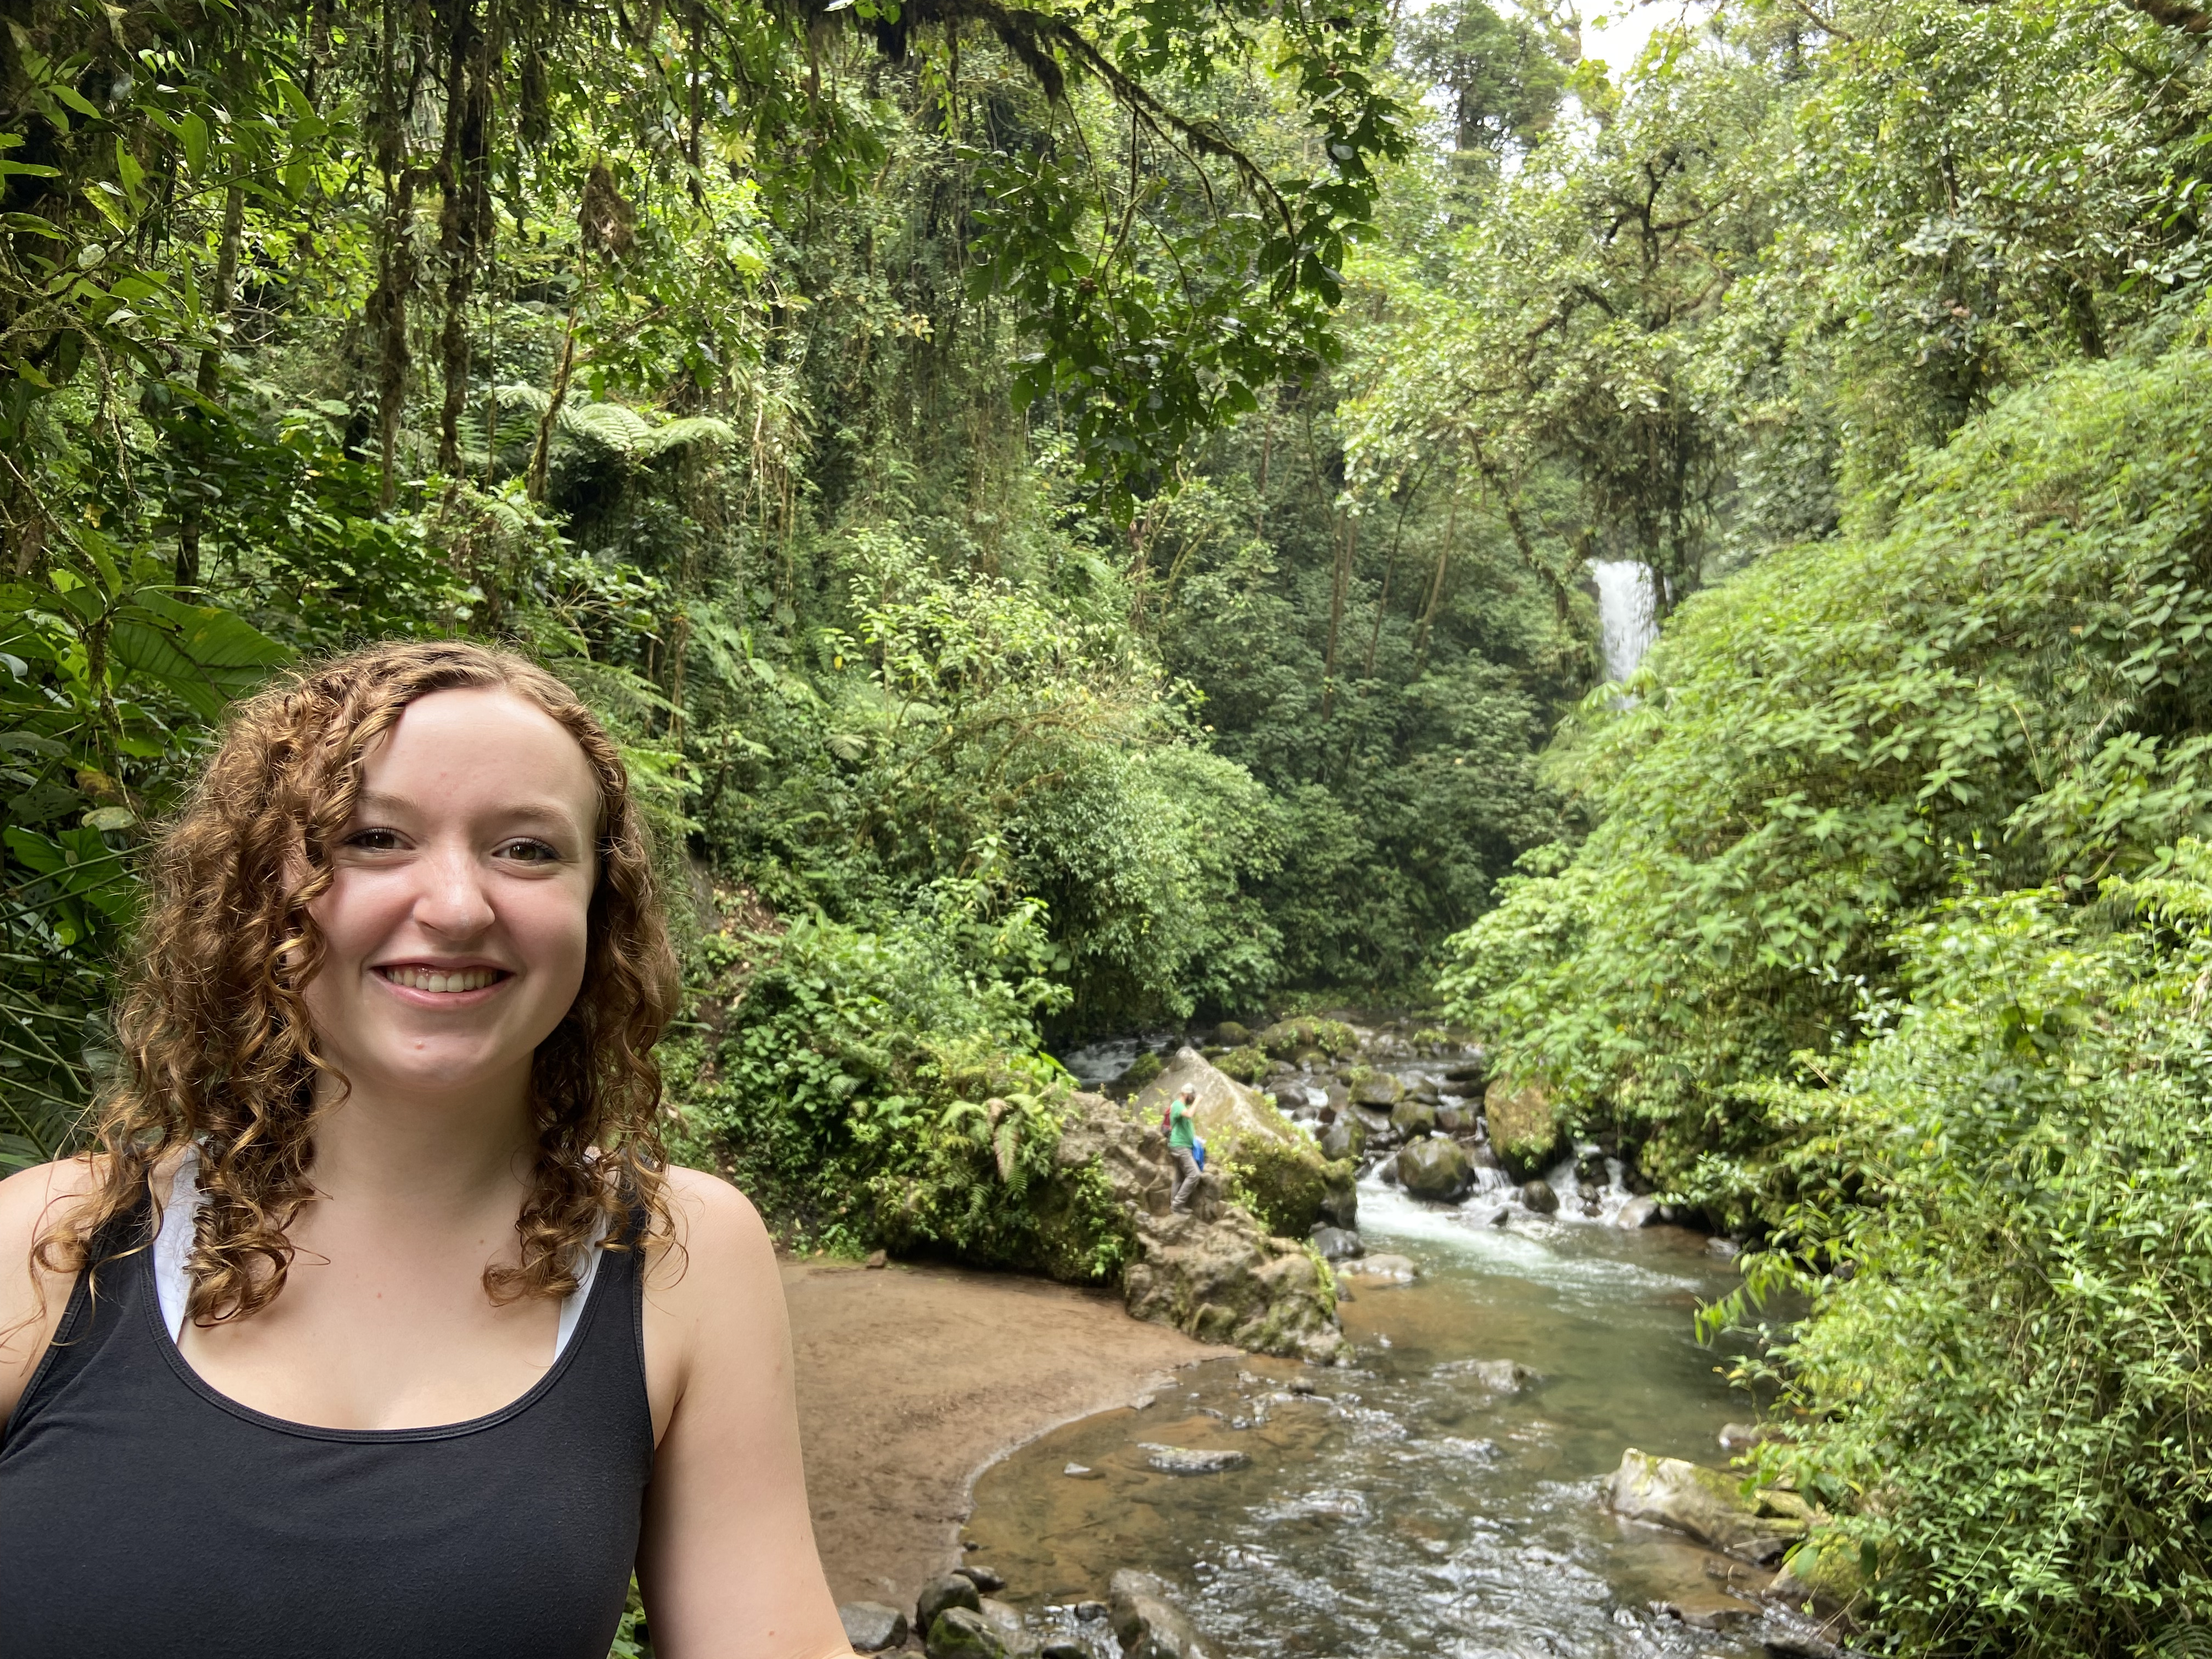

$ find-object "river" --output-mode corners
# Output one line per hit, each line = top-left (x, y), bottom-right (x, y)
(964, 1042), (1782, 1658)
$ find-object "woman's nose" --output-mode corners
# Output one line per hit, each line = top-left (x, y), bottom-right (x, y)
(413, 848), (495, 938)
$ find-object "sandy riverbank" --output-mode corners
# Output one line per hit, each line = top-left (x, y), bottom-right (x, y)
(780, 1257), (1236, 1611)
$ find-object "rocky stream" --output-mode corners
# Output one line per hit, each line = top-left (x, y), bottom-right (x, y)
(836, 1021), (1855, 1659)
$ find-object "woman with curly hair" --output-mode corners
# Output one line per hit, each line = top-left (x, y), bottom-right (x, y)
(0, 640), (853, 1659)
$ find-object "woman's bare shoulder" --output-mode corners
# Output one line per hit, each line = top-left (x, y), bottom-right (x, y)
(0, 1156), (109, 1414)
(642, 1165), (778, 1300)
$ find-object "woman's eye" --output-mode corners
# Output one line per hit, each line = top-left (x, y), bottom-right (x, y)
(497, 838), (562, 864)
(345, 828), (403, 852)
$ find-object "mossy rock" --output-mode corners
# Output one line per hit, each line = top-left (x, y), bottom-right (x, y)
(1215, 1044), (1270, 1085)
(1347, 1066), (1403, 1108)
(1771, 1528), (1869, 1617)
(1391, 1099), (1437, 1138)
(1228, 1136), (1358, 1237)
(1254, 1017), (1358, 1061)
(1483, 1077), (1559, 1180)
(1214, 1020), (1255, 1046)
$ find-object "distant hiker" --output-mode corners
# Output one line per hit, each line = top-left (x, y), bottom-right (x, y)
(1169, 1084), (1203, 1212)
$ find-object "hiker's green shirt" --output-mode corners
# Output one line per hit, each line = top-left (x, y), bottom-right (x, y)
(1169, 1099), (1197, 1152)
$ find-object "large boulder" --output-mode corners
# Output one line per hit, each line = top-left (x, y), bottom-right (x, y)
(1483, 1078), (1560, 1179)
(1109, 1570), (1215, 1659)
(1398, 1137), (1475, 1202)
(1606, 1449), (1809, 1564)
(1136, 1049), (1356, 1237)
(1122, 1205), (1352, 1364)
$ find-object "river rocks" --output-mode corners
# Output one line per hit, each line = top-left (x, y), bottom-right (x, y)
(1398, 1136), (1475, 1201)
(1213, 1020), (1254, 1047)
(1616, 1195), (1661, 1229)
(918, 1572), (983, 1633)
(1435, 1104), (1469, 1133)
(1142, 1443), (1252, 1475)
(1375, 1152), (1400, 1185)
(1254, 1016), (1358, 1063)
(1606, 1449), (1809, 1563)
(979, 1598), (1039, 1657)
(839, 1601), (909, 1652)
(1348, 1068), (1404, 1109)
(1309, 1224), (1364, 1260)
(1390, 1099), (1438, 1138)
(1483, 1077), (1560, 1180)
(1116, 1049), (1166, 1096)
(1521, 1178), (1560, 1214)
(1318, 1116), (1365, 1163)
(927, 1605), (1007, 1659)
(956, 1565), (1008, 1593)
(1109, 1570), (1214, 1659)
(1444, 1060), (1488, 1087)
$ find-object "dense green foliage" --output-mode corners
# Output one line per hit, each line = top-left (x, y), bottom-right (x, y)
(1709, 858), (2212, 1656)
(1397, 0), (2212, 1642)
(0, 0), (1577, 1204)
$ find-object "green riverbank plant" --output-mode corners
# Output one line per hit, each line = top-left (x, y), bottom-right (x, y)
(1703, 847), (2212, 1656)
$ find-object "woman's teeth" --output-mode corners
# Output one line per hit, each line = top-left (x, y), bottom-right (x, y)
(382, 967), (500, 993)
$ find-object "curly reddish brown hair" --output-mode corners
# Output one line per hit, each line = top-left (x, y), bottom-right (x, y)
(40, 639), (680, 1323)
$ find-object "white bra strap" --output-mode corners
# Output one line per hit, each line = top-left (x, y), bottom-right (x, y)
(153, 1147), (205, 1344)
(154, 1146), (608, 1362)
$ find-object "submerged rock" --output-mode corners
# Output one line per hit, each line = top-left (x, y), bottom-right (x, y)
(1109, 1569), (1215, 1659)
(1468, 1358), (1541, 1393)
(1606, 1448), (1808, 1563)
(1616, 1195), (1661, 1229)
(839, 1601), (909, 1652)
(1399, 1136), (1474, 1201)
(1339, 1252), (1418, 1283)
(1142, 1443), (1252, 1475)
(956, 1565), (1008, 1593)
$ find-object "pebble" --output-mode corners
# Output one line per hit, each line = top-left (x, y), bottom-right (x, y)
(863, 1249), (888, 1268)
(1140, 1443), (1252, 1475)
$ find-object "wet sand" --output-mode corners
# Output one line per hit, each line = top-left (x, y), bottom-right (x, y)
(780, 1257), (1236, 1610)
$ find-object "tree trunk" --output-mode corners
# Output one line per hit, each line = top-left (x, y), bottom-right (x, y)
(175, 182), (246, 588)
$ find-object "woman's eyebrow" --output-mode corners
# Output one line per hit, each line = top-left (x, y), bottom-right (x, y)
(351, 791), (586, 832)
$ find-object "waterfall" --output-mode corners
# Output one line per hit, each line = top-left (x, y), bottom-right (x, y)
(1590, 560), (1658, 682)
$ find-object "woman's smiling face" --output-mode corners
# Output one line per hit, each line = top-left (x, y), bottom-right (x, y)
(300, 686), (602, 1107)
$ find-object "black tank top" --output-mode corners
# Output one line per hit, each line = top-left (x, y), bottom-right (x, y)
(0, 1195), (654, 1658)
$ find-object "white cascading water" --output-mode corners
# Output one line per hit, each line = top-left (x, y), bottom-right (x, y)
(1590, 559), (1658, 683)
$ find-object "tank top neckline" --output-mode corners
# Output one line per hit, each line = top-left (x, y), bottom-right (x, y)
(137, 1190), (630, 1447)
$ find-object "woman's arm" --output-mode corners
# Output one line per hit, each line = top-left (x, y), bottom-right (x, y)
(636, 1167), (854, 1659)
